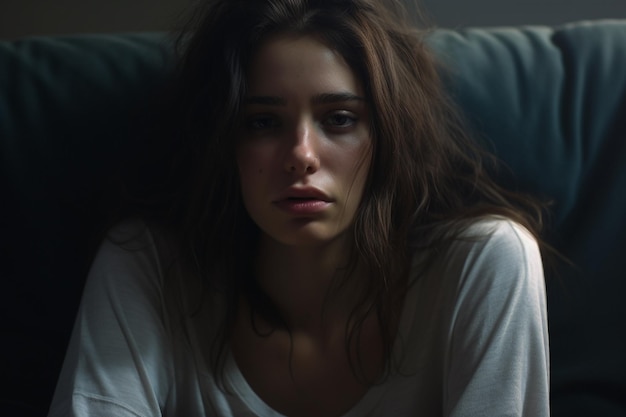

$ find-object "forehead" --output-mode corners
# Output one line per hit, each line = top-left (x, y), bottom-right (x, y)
(246, 34), (362, 95)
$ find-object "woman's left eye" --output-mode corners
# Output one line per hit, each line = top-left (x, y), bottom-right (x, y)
(324, 112), (357, 129)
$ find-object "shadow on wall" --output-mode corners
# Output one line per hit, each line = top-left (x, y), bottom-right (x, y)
(412, 0), (625, 27)
(0, 0), (193, 40)
(2, 0), (626, 39)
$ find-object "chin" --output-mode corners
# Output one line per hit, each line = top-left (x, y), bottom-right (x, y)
(263, 223), (352, 248)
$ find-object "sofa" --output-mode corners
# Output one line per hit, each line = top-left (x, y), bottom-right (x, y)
(1, 20), (625, 416)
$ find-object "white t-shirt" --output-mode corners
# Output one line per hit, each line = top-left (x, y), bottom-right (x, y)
(48, 217), (549, 416)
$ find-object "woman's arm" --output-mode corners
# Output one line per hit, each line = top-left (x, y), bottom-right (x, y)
(48, 222), (173, 417)
(443, 219), (550, 416)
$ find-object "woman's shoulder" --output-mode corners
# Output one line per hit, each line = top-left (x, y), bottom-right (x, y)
(87, 218), (175, 292)
(438, 216), (544, 301)
(102, 218), (152, 247)
(452, 215), (540, 261)
(95, 218), (218, 327)
(404, 223), (549, 417)
(99, 218), (175, 260)
(411, 215), (544, 295)
(459, 214), (536, 241)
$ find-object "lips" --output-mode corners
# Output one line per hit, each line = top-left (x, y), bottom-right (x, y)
(275, 186), (331, 202)
(273, 186), (332, 215)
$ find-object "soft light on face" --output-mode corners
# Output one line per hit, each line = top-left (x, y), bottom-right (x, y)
(236, 34), (372, 248)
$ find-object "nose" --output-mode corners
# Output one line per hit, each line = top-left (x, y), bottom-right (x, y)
(284, 123), (320, 174)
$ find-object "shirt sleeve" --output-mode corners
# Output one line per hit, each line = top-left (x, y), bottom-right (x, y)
(48, 221), (174, 417)
(442, 219), (550, 417)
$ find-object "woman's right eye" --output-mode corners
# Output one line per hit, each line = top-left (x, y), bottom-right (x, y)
(245, 116), (279, 130)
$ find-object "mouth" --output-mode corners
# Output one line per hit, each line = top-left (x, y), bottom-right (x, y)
(275, 186), (332, 203)
(285, 196), (322, 201)
(273, 198), (331, 214)
(273, 188), (332, 214)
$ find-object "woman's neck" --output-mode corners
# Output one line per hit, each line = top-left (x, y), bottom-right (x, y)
(253, 233), (365, 334)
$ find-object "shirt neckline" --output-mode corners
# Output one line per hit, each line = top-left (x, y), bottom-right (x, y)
(222, 275), (420, 417)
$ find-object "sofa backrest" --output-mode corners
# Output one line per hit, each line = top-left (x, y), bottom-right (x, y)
(0, 33), (173, 416)
(1, 21), (625, 416)
(428, 22), (626, 415)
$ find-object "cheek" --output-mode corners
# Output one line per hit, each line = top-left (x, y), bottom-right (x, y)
(237, 141), (277, 174)
(238, 164), (264, 181)
(236, 147), (268, 196)
(237, 143), (270, 169)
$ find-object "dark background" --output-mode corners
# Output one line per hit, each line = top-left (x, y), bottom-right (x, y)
(0, 0), (624, 39)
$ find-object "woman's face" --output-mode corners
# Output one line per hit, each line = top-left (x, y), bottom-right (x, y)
(236, 34), (372, 247)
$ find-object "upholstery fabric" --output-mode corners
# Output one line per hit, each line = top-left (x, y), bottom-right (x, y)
(0, 33), (173, 416)
(1, 21), (625, 416)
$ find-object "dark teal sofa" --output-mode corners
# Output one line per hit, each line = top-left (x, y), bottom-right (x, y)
(1, 20), (625, 416)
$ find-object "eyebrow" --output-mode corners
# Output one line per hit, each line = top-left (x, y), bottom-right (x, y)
(244, 92), (365, 106)
(312, 92), (365, 105)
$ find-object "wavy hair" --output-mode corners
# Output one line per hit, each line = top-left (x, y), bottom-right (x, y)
(137, 0), (547, 386)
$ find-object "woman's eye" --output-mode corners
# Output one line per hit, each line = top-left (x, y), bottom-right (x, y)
(246, 116), (279, 130)
(324, 112), (357, 129)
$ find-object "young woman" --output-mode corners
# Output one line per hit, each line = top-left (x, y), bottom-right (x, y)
(49, 0), (550, 416)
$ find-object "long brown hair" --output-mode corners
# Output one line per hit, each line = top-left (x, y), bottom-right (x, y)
(137, 0), (546, 385)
